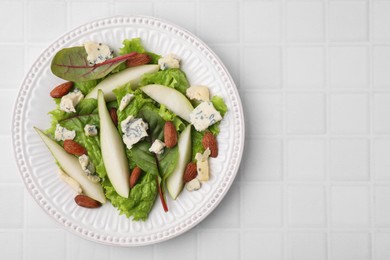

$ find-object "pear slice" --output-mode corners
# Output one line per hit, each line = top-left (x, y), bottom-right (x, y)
(166, 125), (192, 199)
(97, 90), (130, 198)
(34, 127), (106, 203)
(141, 84), (194, 122)
(85, 64), (159, 101)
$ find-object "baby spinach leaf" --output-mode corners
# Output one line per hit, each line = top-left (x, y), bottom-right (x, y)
(51, 46), (136, 82)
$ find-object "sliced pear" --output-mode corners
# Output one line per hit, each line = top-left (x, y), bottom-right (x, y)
(85, 64), (159, 101)
(98, 90), (130, 197)
(34, 127), (106, 203)
(166, 125), (192, 199)
(141, 84), (194, 122)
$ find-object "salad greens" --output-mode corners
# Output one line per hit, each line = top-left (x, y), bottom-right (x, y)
(44, 38), (227, 221)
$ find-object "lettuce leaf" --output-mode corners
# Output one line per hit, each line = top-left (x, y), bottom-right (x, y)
(74, 80), (98, 95)
(102, 172), (157, 221)
(119, 38), (161, 64)
(140, 69), (190, 95)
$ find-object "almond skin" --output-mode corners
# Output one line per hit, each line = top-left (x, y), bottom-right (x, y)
(50, 81), (73, 98)
(109, 108), (118, 126)
(183, 162), (197, 183)
(164, 121), (177, 148)
(63, 140), (87, 156)
(74, 194), (101, 208)
(126, 53), (151, 67)
(202, 132), (218, 158)
(129, 166), (142, 188)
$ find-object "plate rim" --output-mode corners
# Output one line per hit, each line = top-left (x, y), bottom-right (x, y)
(12, 15), (245, 246)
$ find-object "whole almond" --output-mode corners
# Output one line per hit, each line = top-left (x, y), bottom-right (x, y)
(183, 162), (197, 183)
(202, 132), (218, 158)
(50, 81), (73, 98)
(130, 166), (142, 188)
(164, 121), (177, 148)
(63, 140), (87, 156)
(109, 108), (118, 126)
(126, 53), (151, 67)
(74, 194), (101, 208)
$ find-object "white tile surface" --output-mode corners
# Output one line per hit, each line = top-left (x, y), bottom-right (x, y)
(330, 93), (369, 134)
(6, 0), (390, 259)
(286, 1), (324, 42)
(287, 232), (327, 260)
(330, 186), (370, 227)
(285, 47), (325, 88)
(329, 1), (368, 42)
(243, 232), (283, 260)
(286, 93), (325, 134)
(329, 47), (369, 88)
(287, 139), (326, 181)
(330, 232), (371, 260)
(287, 185), (326, 227)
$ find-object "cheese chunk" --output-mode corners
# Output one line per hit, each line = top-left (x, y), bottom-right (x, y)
(121, 115), (149, 149)
(84, 41), (113, 66)
(195, 148), (211, 182)
(54, 124), (76, 141)
(84, 124), (98, 137)
(78, 154), (100, 183)
(118, 93), (134, 111)
(57, 168), (82, 194)
(158, 53), (181, 70)
(189, 102), (222, 132)
(185, 178), (201, 191)
(186, 85), (210, 102)
(149, 139), (166, 154)
(59, 89), (84, 113)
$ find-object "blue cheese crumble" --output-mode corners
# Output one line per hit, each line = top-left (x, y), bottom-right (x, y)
(84, 124), (98, 137)
(54, 124), (76, 141)
(118, 93), (134, 111)
(84, 41), (114, 66)
(78, 154), (100, 183)
(59, 89), (84, 113)
(186, 85), (210, 102)
(121, 115), (149, 149)
(149, 139), (166, 154)
(189, 101), (222, 132)
(158, 53), (181, 70)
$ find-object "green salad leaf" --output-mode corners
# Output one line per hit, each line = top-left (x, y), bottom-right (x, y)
(102, 172), (157, 221)
(119, 38), (161, 64)
(51, 47), (136, 82)
(140, 68), (189, 95)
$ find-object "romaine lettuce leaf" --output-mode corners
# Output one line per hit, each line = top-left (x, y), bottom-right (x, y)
(140, 68), (189, 95)
(74, 79), (98, 95)
(102, 172), (157, 221)
(119, 38), (161, 64)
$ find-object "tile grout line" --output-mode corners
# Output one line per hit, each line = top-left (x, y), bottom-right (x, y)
(368, 0), (376, 258)
(281, 0), (288, 259)
(324, 0), (332, 258)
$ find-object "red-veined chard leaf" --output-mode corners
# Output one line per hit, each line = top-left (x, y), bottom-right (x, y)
(50, 46), (136, 82)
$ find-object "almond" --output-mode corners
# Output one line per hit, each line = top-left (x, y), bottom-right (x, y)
(63, 140), (87, 156)
(126, 53), (151, 67)
(202, 132), (218, 158)
(74, 194), (101, 208)
(129, 166), (142, 188)
(109, 108), (118, 126)
(183, 162), (197, 183)
(50, 81), (73, 98)
(164, 121), (177, 148)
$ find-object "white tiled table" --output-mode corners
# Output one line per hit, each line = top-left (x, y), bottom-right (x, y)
(2, 0), (390, 259)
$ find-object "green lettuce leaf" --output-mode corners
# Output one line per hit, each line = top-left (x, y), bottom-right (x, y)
(74, 80), (98, 95)
(119, 38), (161, 64)
(140, 69), (189, 95)
(102, 172), (157, 221)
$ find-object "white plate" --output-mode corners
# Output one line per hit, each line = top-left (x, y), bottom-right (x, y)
(12, 16), (245, 246)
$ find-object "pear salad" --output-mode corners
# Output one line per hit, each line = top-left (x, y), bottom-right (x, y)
(35, 38), (227, 221)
